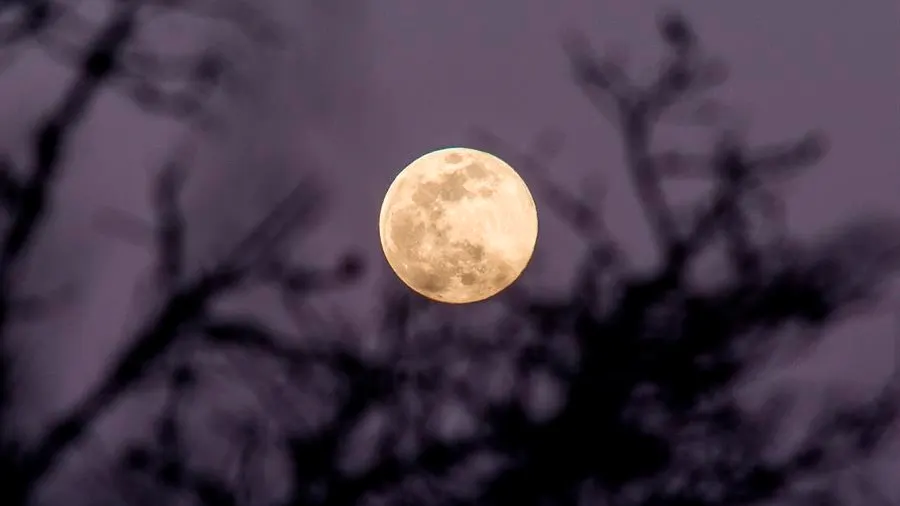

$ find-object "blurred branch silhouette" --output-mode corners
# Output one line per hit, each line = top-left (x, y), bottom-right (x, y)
(0, 0), (364, 504)
(465, 9), (900, 506)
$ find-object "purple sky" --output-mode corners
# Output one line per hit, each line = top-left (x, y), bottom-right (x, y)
(0, 0), (898, 496)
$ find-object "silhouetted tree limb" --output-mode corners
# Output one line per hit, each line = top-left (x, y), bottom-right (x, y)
(0, 7), (145, 491)
(0, 0), (269, 345)
(0, 2), (293, 503)
(561, 11), (727, 256)
(465, 9), (900, 506)
(16, 153), (364, 499)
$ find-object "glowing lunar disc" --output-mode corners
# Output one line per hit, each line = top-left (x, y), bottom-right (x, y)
(378, 147), (538, 304)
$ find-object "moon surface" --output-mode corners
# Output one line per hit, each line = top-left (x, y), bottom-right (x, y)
(379, 147), (538, 304)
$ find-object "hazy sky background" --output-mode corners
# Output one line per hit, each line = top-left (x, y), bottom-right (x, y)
(0, 0), (897, 483)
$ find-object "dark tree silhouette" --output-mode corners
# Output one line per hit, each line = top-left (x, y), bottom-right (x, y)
(1, 6), (898, 506)
(463, 12), (900, 506)
(0, 1), (362, 504)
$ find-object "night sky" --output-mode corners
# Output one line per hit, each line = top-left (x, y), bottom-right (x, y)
(0, 0), (897, 499)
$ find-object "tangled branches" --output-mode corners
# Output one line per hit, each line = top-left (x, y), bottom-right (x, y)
(0, 0), (298, 503)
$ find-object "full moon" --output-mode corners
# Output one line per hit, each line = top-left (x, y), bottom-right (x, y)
(379, 147), (538, 304)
